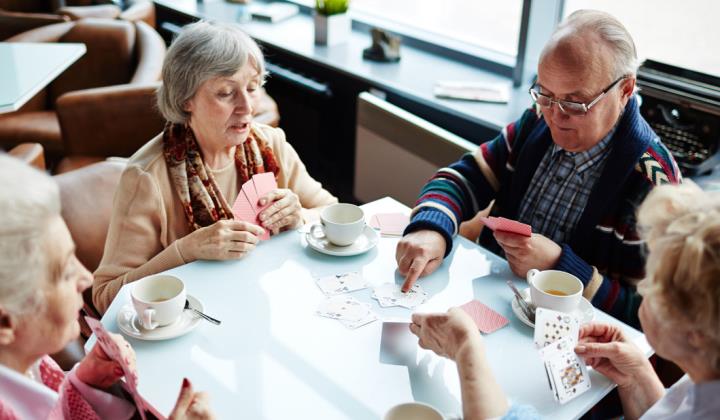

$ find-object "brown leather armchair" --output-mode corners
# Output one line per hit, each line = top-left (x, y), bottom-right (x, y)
(0, 18), (165, 167)
(0, 0), (155, 40)
(55, 81), (282, 173)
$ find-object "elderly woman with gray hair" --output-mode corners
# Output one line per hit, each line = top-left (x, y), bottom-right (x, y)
(411, 182), (720, 419)
(0, 155), (214, 419)
(93, 21), (337, 313)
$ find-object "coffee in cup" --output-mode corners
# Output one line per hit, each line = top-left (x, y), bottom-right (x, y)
(310, 203), (366, 246)
(131, 274), (186, 330)
(527, 269), (583, 313)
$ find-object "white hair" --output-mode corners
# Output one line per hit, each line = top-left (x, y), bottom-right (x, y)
(0, 154), (60, 315)
(551, 9), (638, 79)
(157, 20), (267, 124)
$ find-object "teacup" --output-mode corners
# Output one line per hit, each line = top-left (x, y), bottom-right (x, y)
(527, 269), (583, 313)
(384, 402), (445, 420)
(310, 203), (366, 246)
(131, 274), (186, 330)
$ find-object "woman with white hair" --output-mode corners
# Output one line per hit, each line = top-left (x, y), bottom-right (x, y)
(0, 155), (214, 419)
(411, 182), (720, 419)
(93, 20), (337, 313)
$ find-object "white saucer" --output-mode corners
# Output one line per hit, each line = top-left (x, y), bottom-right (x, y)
(305, 225), (379, 257)
(511, 287), (594, 328)
(117, 295), (203, 340)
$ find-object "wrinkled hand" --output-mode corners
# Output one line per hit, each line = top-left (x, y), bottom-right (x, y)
(494, 232), (562, 278)
(575, 323), (652, 388)
(76, 333), (134, 390)
(178, 219), (264, 261)
(258, 189), (302, 234)
(396, 230), (446, 292)
(169, 378), (215, 420)
(409, 307), (483, 360)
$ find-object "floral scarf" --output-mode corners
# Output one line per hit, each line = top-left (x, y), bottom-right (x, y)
(163, 123), (280, 231)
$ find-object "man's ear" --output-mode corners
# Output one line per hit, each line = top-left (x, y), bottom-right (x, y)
(0, 306), (17, 346)
(620, 77), (636, 102)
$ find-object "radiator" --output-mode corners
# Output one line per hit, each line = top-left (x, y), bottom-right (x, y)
(353, 92), (477, 206)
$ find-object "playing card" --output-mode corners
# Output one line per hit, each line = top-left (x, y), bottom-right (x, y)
(459, 300), (509, 334)
(85, 317), (147, 420)
(241, 180), (260, 213)
(539, 336), (591, 404)
(480, 216), (532, 237)
(231, 192), (256, 223)
(316, 295), (372, 321)
(533, 307), (580, 349)
(315, 272), (369, 296)
(252, 172), (277, 207)
(373, 213), (410, 236)
(372, 283), (428, 309)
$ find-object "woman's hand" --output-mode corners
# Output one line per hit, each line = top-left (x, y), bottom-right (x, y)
(258, 189), (303, 234)
(575, 323), (664, 419)
(575, 323), (653, 388)
(409, 307), (483, 361)
(169, 378), (215, 420)
(76, 333), (134, 390)
(178, 220), (265, 261)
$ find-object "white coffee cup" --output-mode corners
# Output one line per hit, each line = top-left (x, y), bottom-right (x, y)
(131, 274), (186, 330)
(384, 402), (445, 420)
(310, 203), (366, 246)
(527, 269), (583, 313)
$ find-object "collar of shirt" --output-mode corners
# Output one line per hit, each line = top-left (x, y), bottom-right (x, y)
(550, 123), (617, 175)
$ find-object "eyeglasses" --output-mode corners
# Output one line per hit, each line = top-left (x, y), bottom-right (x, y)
(529, 76), (627, 116)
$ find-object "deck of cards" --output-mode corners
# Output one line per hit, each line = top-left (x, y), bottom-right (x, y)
(459, 300), (509, 334)
(231, 172), (278, 240)
(369, 213), (410, 237)
(480, 216), (532, 237)
(315, 272), (369, 296)
(372, 283), (428, 309)
(316, 295), (378, 329)
(533, 308), (591, 404)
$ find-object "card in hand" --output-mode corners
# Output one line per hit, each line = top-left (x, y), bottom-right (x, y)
(372, 283), (428, 309)
(480, 216), (532, 237)
(85, 317), (147, 420)
(533, 307), (580, 349)
(315, 271), (368, 296)
(539, 336), (591, 404)
(459, 300), (509, 334)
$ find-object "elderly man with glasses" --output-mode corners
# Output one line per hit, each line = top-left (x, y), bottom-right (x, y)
(395, 9), (681, 328)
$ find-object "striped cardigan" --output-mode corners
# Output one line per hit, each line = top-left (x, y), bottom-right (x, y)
(406, 96), (681, 328)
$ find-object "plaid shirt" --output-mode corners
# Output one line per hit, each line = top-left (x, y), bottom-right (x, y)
(517, 127), (616, 244)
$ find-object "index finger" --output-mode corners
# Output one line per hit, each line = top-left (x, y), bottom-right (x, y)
(258, 189), (284, 207)
(227, 219), (265, 236)
(401, 257), (427, 292)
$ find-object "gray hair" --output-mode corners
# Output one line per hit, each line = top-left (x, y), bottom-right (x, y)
(551, 9), (638, 79)
(157, 20), (267, 124)
(0, 155), (60, 315)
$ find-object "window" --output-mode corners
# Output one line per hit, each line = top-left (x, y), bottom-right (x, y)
(563, 0), (720, 77)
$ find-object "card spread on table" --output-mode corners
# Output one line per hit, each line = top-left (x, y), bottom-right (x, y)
(85, 317), (148, 420)
(369, 213), (410, 236)
(480, 216), (532, 237)
(459, 300), (509, 334)
(231, 172), (278, 240)
(315, 271), (369, 296)
(539, 336), (591, 404)
(533, 308), (580, 349)
(372, 283), (428, 309)
(315, 295), (377, 329)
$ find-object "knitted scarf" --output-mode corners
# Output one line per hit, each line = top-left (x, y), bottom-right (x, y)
(162, 123), (280, 231)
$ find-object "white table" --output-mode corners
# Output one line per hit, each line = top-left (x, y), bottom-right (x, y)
(0, 42), (86, 113)
(90, 197), (651, 419)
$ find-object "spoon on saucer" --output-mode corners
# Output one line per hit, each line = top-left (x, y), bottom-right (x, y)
(506, 281), (535, 323)
(184, 300), (222, 325)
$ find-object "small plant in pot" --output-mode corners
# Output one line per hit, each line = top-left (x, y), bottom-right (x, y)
(314, 0), (351, 46)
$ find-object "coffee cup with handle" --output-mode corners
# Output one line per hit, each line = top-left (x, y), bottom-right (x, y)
(309, 203), (366, 246)
(527, 269), (583, 313)
(131, 274), (186, 330)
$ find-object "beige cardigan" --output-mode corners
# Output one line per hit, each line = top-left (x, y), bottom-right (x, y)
(93, 124), (337, 313)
